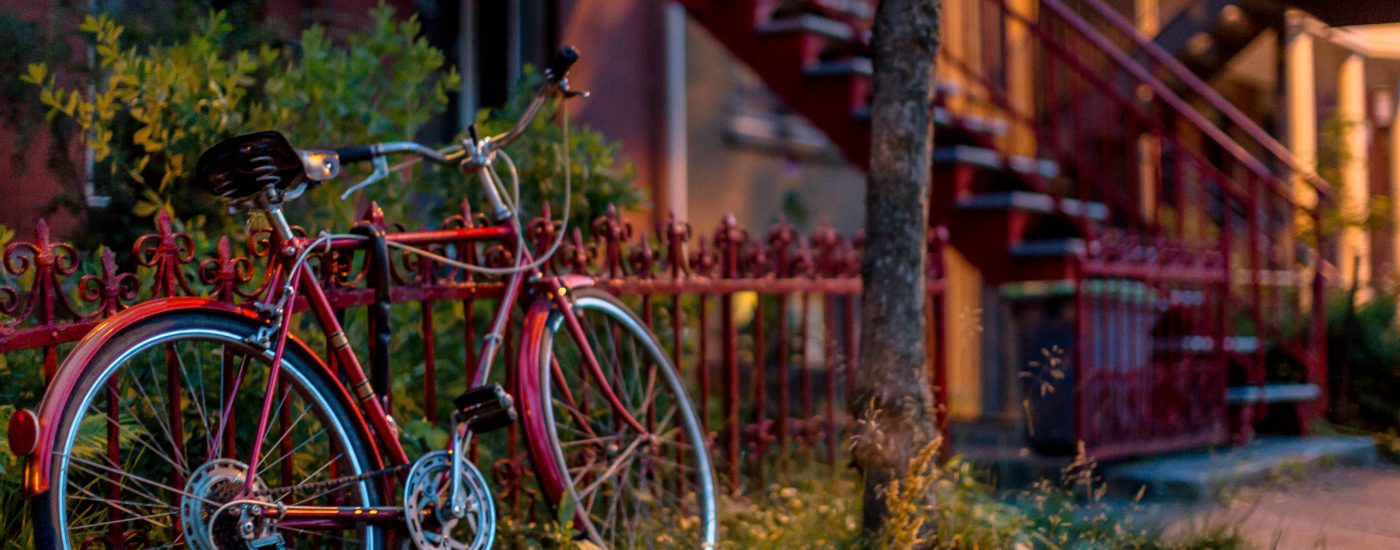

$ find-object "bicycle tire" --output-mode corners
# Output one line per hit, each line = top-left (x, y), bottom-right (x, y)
(520, 288), (718, 548)
(31, 310), (385, 549)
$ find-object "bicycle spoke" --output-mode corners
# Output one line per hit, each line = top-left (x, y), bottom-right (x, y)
(256, 403), (317, 476)
(50, 328), (378, 546)
(174, 342), (215, 454)
(258, 425), (326, 481)
(576, 434), (646, 501)
(62, 453), (215, 506)
(128, 354), (185, 471)
(541, 293), (714, 547)
(68, 509), (177, 533)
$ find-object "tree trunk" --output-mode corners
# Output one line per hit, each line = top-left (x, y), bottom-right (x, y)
(850, 0), (942, 539)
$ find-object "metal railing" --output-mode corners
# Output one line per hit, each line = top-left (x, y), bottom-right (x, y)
(0, 206), (948, 500)
(938, 0), (1329, 452)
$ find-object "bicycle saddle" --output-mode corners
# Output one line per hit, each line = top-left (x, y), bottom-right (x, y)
(195, 131), (310, 200)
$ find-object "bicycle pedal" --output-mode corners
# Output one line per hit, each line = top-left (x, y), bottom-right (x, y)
(453, 384), (517, 434)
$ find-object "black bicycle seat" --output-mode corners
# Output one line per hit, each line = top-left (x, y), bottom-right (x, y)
(195, 131), (307, 200)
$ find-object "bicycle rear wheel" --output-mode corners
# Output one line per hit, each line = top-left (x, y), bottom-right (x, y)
(32, 310), (385, 549)
(521, 288), (717, 548)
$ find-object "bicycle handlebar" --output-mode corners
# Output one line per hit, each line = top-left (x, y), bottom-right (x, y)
(546, 46), (579, 83)
(330, 45), (582, 171)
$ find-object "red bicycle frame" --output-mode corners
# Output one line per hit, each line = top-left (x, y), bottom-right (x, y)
(235, 206), (647, 530)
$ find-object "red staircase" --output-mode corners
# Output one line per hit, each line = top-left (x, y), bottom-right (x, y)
(679, 0), (1332, 458)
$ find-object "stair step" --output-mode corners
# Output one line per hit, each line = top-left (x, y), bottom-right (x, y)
(807, 58), (963, 97)
(958, 191), (1108, 221)
(772, 0), (875, 21)
(1010, 238), (1086, 258)
(1153, 334), (1259, 354)
(1227, 383), (1320, 404)
(934, 107), (1006, 136)
(851, 106), (1007, 136)
(934, 145), (1060, 179)
(806, 56), (871, 77)
(759, 14), (859, 42)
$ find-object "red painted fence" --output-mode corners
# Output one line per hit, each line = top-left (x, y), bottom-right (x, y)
(0, 207), (947, 499)
(938, 0), (1330, 454)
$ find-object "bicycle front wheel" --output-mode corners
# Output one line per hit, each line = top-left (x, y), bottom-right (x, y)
(32, 310), (385, 549)
(522, 288), (717, 548)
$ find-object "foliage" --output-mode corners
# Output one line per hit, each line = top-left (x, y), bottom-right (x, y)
(1297, 115), (1391, 248)
(470, 66), (643, 231)
(1323, 289), (1400, 435)
(25, 7), (459, 246)
(0, 10), (78, 186)
(719, 463), (862, 548)
(26, 6), (644, 252)
(710, 438), (1254, 549)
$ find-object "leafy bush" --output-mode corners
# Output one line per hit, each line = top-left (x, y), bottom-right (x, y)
(27, 6), (642, 249)
(1324, 290), (1400, 435)
(25, 7), (457, 245)
(471, 66), (642, 230)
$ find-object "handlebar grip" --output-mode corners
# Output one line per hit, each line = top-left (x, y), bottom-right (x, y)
(546, 46), (580, 82)
(335, 145), (376, 163)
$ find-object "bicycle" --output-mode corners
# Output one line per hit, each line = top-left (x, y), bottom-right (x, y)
(21, 47), (718, 549)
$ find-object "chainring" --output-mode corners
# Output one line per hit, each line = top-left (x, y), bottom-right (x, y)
(403, 450), (496, 549)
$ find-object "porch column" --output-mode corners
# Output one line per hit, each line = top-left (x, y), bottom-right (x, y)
(664, 3), (688, 221)
(1135, 0), (1159, 36)
(1137, 0), (1160, 223)
(1391, 80), (1400, 282)
(1005, 0), (1038, 157)
(1338, 51), (1371, 289)
(1285, 12), (1318, 215)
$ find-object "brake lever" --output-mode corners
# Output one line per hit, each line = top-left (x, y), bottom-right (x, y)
(338, 155), (391, 201)
(558, 78), (589, 100)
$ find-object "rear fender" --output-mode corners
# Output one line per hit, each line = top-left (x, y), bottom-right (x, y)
(19, 297), (383, 496)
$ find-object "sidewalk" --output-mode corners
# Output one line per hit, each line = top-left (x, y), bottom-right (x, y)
(1164, 465), (1400, 549)
(1104, 436), (1377, 502)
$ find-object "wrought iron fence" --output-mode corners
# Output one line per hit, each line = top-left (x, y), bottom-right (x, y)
(0, 206), (948, 503)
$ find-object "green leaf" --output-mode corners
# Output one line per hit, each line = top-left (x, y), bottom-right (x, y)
(555, 492), (576, 529)
(132, 200), (158, 218)
(22, 63), (46, 85)
(78, 14), (101, 34)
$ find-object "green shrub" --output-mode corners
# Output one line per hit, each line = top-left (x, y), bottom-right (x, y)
(1323, 290), (1400, 434)
(471, 66), (642, 231)
(712, 439), (1253, 550)
(27, 6), (642, 250)
(25, 7), (458, 245)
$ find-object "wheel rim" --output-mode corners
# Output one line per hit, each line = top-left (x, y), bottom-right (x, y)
(541, 295), (717, 548)
(53, 326), (378, 549)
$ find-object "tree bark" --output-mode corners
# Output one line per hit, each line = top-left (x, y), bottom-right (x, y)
(850, 0), (942, 539)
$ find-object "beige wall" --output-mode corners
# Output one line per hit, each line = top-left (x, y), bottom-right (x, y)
(683, 16), (866, 235)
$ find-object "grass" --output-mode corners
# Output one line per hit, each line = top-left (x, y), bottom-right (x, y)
(0, 392), (1255, 550)
(0, 433), (1264, 550)
(711, 438), (1254, 550)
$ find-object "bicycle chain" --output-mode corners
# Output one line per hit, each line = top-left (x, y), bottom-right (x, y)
(252, 462), (414, 498)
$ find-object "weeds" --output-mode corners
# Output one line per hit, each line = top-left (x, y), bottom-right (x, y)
(716, 437), (1255, 550)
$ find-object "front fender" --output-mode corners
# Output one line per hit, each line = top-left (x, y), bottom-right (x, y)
(516, 276), (597, 526)
(19, 297), (381, 496)
(517, 295), (566, 500)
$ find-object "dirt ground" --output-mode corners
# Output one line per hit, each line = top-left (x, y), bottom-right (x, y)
(1164, 465), (1400, 549)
